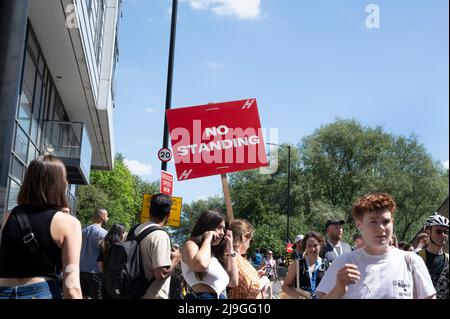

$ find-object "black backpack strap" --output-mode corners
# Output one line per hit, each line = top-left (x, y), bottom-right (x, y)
(135, 225), (165, 243)
(15, 209), (57, 277)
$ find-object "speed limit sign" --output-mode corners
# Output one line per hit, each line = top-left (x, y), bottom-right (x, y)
(158, 148), (172, 162)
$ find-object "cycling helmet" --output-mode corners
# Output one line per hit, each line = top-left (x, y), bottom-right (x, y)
(424, 213), (449, 228)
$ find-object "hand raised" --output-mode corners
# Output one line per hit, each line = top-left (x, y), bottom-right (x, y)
(202, 231), (216, 242)
(336, 264), (360, 293)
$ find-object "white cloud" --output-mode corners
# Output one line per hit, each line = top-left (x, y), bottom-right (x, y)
(144, 108), (156, 113)
(206, 61), (223, 70)
(124, 159), (152, 176)
(196, 195), (207, 201)
(442, 160), (449, 170)
(186, 0), (261, 20)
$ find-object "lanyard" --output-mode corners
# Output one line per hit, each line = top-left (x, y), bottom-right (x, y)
(328, 239), (342, 257)
(306, 258), (320, 294)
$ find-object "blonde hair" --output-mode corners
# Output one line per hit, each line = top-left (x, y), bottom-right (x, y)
(230, 219), (254, 250)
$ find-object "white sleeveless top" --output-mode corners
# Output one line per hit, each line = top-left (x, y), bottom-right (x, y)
(181, 257), (229, 297)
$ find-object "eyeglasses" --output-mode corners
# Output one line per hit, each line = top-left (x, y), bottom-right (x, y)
(435, 229), (449, 235)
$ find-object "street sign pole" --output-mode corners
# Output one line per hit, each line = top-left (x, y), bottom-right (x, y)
(161, 0), (178, 172)
(221, 173), (234, 223)
(287, 145), (291, 244)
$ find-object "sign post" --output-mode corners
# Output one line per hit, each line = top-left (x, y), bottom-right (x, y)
(220, 174), (234, 222)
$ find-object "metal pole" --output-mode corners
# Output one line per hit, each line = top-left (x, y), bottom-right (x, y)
(287, 145), (291, 244)
(161, 0), (178, 172)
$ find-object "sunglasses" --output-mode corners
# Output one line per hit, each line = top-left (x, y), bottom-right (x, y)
(434, 229), (449, 235)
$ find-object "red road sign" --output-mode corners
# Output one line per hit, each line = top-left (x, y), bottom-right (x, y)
(286, 243), (293, 253)
(166, 98), (268, 181)
(158, 148), (172, 162)
(160, 170), (174, 196)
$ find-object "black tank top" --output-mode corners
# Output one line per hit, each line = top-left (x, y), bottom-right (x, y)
(0, 205), (62, 278)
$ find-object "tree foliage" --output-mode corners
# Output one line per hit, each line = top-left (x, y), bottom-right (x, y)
(76, 154), (159, 230)
(227, 119), (448, 255)
(76, 121), (448, 254)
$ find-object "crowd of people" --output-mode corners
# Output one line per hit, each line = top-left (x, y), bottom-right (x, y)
(0, 155), (448, 300)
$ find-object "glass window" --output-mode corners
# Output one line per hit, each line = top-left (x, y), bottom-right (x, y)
(17, 91), (32, 134)
(68, 184), (77, 197)
(12, 157), (25, 182)
(14, 126), (29, 163)
(87, 0), (93, 16)
(22, 51), (36, 99)
(68, 192), (76, 216)
(27, 142), (37, 165)
(27, 31), (39, 62)
(38, 54), (45, 77)
(47, 87), (55, 120)
(7, 179), (20, 210)
(95, 0), (106, 66)
(30, 75), (43, 143)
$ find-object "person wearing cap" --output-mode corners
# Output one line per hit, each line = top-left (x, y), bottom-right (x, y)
(293, 235), (305, 259)
(316, 192), (435, 299)
(418, 213), (449, 288)
(320, 219), (352, 263)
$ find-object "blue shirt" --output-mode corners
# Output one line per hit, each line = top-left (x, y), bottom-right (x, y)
(80, 224), (107, 273)
(253, 253), (262, 266)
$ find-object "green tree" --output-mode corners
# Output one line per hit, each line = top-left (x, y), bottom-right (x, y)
(77, 154), (158, 230)
(227, 119), (448, 249)
(76, 184), (109, 226)
(299, 120), (448, 241)
(228, 146), (304, 253)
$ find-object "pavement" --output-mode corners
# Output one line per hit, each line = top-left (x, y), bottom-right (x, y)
(271, 279), (282, 299)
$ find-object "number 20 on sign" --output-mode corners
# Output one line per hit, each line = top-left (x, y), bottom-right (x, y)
(158, 148), (172, 162)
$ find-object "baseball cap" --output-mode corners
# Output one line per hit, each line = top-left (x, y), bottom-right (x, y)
(325, 219), (345, 229)
(294, 234), (304, 243)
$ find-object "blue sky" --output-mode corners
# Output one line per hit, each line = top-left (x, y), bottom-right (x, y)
(114, 0), (449, 204)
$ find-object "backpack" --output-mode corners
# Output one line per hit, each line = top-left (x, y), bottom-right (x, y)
(103, 225), (164, 299)
(418, 249), (449, 266)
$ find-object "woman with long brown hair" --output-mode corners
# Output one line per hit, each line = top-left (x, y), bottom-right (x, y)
(181, 210), (238, 299)
(0, 155), (82, 299)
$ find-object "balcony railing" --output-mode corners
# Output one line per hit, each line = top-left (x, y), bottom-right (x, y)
(42, 121), (92, 185)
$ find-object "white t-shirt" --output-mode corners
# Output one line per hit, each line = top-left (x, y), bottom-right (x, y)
(316, 247), (436, 299)
(135, 222), (172, 299)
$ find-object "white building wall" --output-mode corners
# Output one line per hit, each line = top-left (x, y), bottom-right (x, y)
(74, 0), (119, 168)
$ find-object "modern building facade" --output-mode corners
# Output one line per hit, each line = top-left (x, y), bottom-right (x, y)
(0, 0), (121, 220)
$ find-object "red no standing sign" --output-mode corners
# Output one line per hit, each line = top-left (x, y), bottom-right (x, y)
(166, 98), (268, 181)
